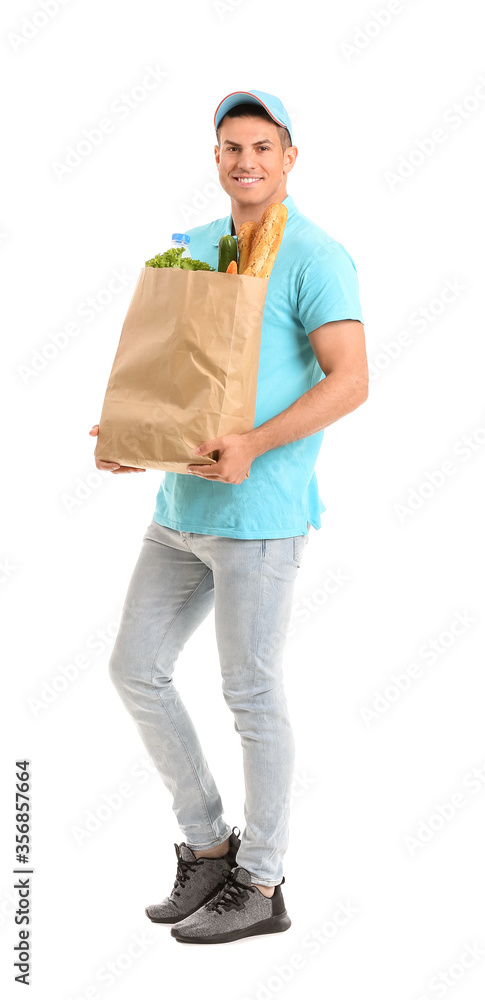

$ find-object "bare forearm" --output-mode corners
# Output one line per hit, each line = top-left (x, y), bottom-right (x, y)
(245, 373), (368, 459)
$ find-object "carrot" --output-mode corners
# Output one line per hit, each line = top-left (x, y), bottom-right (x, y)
(226, 259), (238, 274)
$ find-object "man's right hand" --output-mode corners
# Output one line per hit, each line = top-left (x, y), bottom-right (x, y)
(89, 425), (145, 474)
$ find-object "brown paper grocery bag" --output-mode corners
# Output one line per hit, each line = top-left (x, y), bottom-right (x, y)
(95, 267), (269, 475)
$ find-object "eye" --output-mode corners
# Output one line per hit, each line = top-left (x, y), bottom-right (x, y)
(225, 146), (269, 152)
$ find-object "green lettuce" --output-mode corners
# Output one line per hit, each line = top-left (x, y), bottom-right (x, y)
(145, 247), (215, 271)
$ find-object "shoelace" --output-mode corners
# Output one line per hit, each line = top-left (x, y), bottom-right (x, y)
(205, 870), (257, 914)
(171, 844), (204, 898)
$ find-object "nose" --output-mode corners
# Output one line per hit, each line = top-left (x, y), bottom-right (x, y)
(236, 151), (258, 172)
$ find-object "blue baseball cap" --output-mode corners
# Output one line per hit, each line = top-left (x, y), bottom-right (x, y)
(214, 89), (293, 145)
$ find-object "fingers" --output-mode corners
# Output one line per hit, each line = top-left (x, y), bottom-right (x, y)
(90, 422), (145, 472)
(95, 459), (144, 473)
(95, 460), (121, 471)
(91, 426), (119, 471)
(112, 467), (145, 474)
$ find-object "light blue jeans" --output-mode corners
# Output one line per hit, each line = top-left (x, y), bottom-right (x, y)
(109, 518), (310, 886)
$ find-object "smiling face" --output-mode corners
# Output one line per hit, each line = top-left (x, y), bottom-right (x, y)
(214, 115), (297, 221)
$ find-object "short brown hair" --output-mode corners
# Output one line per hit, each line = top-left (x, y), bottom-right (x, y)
(216, 103), (292, 153)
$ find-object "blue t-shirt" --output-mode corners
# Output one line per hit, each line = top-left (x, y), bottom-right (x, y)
(153, 193), (364, 539)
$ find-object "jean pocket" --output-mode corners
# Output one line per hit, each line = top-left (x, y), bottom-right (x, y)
(292, 534), (308, 568)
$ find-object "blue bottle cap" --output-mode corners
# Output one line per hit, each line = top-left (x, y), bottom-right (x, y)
(171, 233), (190, 243)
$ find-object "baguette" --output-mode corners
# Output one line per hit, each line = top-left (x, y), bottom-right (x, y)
(237, 221), (258, 274)
(242, 202), (288, 278)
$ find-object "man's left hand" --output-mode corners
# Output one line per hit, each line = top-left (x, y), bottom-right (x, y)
(186, 433), (256, 484)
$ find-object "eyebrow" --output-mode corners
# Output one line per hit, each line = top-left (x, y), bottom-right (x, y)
(222, 139), (275, 146)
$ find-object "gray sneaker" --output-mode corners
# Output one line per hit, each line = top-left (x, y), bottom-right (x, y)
(170, 865), (291, 943)
(145, 826), (241, 924)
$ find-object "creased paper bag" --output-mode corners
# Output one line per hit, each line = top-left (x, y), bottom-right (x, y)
(95, 267), (269, 475)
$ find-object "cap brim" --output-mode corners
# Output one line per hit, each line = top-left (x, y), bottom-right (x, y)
(214, 91), (289, 136)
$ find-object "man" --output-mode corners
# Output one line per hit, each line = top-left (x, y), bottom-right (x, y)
(89, 89), (368, 944)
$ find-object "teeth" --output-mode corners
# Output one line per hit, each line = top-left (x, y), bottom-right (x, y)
(235, 177), (261, 184)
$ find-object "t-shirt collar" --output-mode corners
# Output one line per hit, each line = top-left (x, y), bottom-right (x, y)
(212, 194), (296, 245)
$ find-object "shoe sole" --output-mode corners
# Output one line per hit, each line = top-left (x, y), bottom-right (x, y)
(145, 878), (231, 924)
(171, 910), (291, 943)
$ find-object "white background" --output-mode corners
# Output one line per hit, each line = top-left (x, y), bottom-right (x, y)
(1, 0), (484, 996)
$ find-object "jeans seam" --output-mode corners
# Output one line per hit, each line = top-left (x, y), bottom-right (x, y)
(253, 541), (265, 690)
(149, 567), (219, 839)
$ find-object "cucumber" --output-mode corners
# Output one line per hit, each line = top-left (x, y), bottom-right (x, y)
(218, 234), (237, 273)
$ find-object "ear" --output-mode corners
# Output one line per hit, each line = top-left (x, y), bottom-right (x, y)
(283, 146), (298, 174)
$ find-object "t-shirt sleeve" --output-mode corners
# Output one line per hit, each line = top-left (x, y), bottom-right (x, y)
(297, 241), (364, 334)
